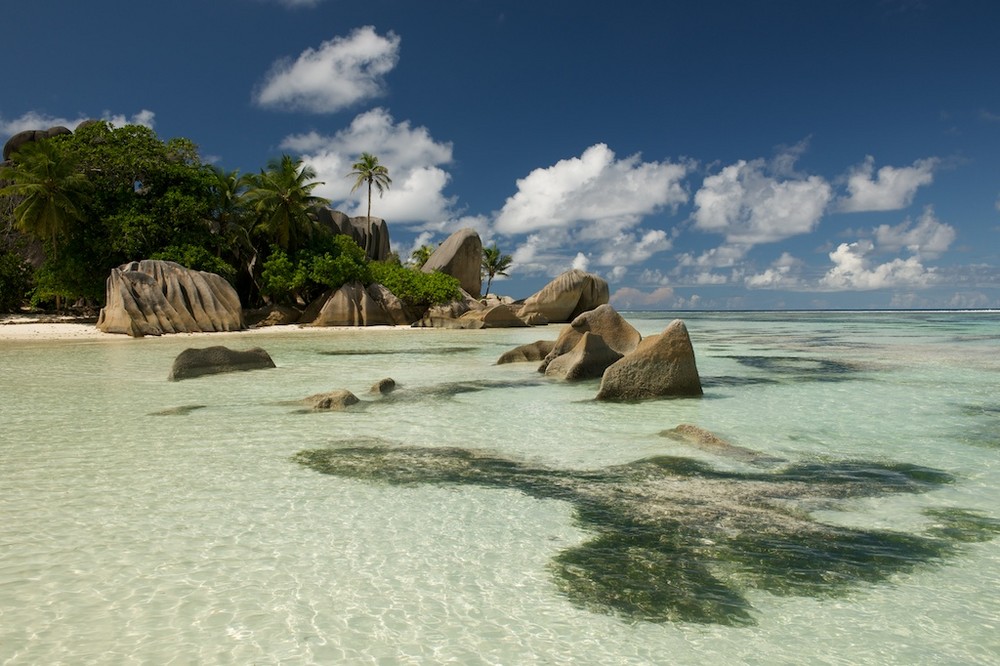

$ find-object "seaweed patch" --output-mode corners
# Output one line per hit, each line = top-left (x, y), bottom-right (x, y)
(293, 443), (992, 626)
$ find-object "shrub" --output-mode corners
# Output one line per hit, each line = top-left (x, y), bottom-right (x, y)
(369, 261), (462, 307)
(0, 251), (33, 312)
(152, 244), (237, 282)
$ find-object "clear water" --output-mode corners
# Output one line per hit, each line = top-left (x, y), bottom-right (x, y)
(2, 311), (999, 665)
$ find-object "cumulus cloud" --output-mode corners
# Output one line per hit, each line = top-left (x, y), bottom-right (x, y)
(281, 108), (455, 223)
(1, 109), (155, 136)
(745, 252), (804, 288)
(254, 26), (400, 113)
(873, 206), (955, 258)
(837, 156), (938, 212)
(820, 240), (936, 290)
(610, 286), (676, 309)
(595, 228), (672, 267)
(494, 143), (689, 236)
(692, 155), (832, 245)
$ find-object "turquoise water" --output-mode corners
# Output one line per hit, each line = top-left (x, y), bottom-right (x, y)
(1, 311), (999, 664)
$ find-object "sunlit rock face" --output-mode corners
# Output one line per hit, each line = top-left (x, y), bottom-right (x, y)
(313, 207), (391, 262)
(294, 441), (1000, 626)
(422, 228), (483, 297)
(96, 260), (244, 337)
(301, 282), (396, 327)
(539, 304), (641, 373)
(597, 319), (703, 400)
(167, 345), (275, 381)
(496, 340), (556, 364)
(543, 332), (623, 381)
(518, 269), (609, 323)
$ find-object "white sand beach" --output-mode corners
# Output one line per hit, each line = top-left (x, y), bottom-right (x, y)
(0, 315), (409, 341)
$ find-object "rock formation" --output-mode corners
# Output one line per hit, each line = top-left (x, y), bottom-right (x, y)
(313, 207), (391, 261)
(496, 340), (556, 364)
(544, 332), (623, 381)
(96, 260), (244, 337)
(422, 228), (483, 297)
(597, 319), (703, 400)
(3, 125), (72, 162)
(301, 282), (425, 327)
(168, 346), (275, 381)
(303, 389), (360, 411)
(459, 304), (529, 328)
(518, 269), (609, 323)
(539, 304), (641, 372)
(370, 378), (397, 395)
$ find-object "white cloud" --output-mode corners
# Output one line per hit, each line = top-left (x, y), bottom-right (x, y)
(676, 244), (749, 269)
(745, 252), (804, 288)
(693, 155), (832, 245)
(820, 240), (936, 290)
(1, 109), (155, 136)
(595, 228), (672, 266)
(571, 252), (590, 271)
(610, 286), (676, 309)
(838, 156), (938, 212)
(873, 206), (955, 258)
(254, 26), (400, 113)
(282, 108), (455, 223)
(494, 143), (689, 235)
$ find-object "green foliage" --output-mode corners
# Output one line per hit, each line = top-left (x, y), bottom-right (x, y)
(347, 152), (391, 220)
(369, 261), (462, 307)
(151, 244), (237, 282)
(409, 244), (434, 268)
(308, 235), (371, 288)
(260, 235), (373, 304)
(481, 243), (513, 296)
(0, 251), (32, 312)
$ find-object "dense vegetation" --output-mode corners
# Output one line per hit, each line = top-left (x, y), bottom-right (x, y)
(0, 122), (462, 313)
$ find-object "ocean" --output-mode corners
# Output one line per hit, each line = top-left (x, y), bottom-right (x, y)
(2, 310), (998, 664)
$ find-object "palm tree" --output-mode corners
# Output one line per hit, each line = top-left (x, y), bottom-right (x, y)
(409, 244), (434, 268)
(0, 140), (91, 309)
(347, 152), (391, 220)
(245, 155), (326, 254)
(481, 243), (513, 297)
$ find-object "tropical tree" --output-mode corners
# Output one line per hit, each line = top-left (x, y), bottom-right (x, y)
(246, 155), (326, 254)
(481, 243), (513, 297)
(409, 244), (434, 268)
(347, 152), (391, 220)
(0, 140), (91, 309)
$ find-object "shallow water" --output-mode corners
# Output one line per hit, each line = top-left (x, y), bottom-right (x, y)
(2, 311), (999, 664)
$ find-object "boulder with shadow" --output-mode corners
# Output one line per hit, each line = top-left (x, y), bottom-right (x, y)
(539, 304), (641, 373)
(168, 346), (276, 381)
(517, 269), (609, 323)
(596, 319), (702, 400)
(544, 332), (623, 381)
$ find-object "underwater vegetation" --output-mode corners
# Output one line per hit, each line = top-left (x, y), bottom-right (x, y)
(293, 443), (1000, 626)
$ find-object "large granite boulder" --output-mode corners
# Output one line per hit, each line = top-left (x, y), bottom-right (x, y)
(301, 282), (395, 327)
(313, 207), (391, 261)
(96, 260), (244, 337)
(3, 125), (72, 161)
(365, 283), (421, 325)
(544, 332), (623, 381)
(460, 304), (528, 328)
(411, 315), (485, 329)
(539, 304), (641, 372)
(168, 346), (275, 381)
(518, 269), (609, 323)
(497, 340), (556, 364)
(422, 228), (483, 297)
(596, 319), (703, 401)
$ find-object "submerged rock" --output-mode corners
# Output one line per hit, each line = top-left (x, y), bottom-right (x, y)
(294, 442), (998, 626)
(168, 346), (275, 381)
(370, 378), (397, 395)
(303, 389), (360, 411)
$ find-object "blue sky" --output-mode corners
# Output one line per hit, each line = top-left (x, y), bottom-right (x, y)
(3, 0), (999, 309)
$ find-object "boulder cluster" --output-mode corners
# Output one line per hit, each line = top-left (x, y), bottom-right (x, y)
(499, 304), (703, 401)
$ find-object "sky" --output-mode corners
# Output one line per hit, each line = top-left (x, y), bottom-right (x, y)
(2, 0), (999, 310)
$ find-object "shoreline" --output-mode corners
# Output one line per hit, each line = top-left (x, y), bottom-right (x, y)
(0, 315), (411, 342)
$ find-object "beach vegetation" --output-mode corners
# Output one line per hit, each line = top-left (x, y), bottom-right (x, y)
(347, 152), (391, 221)
(481, 243), (513, 297)
(369, 260), (462, 307)
(409, 244), (434, 268)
